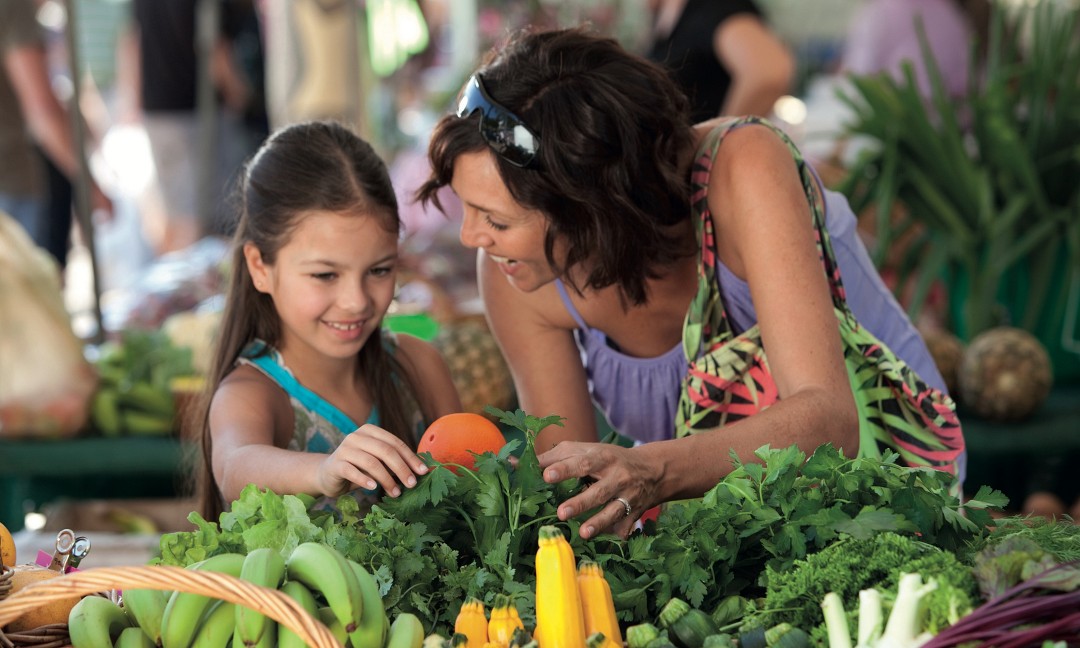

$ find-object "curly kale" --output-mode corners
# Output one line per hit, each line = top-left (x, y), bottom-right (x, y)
(749, 532), (978, 633)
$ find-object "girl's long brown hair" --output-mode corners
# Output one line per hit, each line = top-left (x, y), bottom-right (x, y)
(188, 121), (423, 522)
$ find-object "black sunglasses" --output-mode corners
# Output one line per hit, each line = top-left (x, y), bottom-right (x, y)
(456, 74), (541, 169)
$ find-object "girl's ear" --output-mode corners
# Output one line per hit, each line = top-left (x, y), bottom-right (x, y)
(243, 242), (270, 293)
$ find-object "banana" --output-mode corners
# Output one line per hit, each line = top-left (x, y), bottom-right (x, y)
(122, 586), (169, 644)
(118, 381), (176, 417)
(278, 581), (319, 648)
(91, 388), (122, 437)
(316, 606), (350, 646)
(386, 613), (425, 648)
(191, 600), (236, 648)
(116, 626), (158, 648)
(160, 552), (245, 648)
(234, 548), (286, 647)
(347, 559), (388, 648)
(285, 542), (363, 632)
(68, 595), (131, 648)
(121, 409), (175, 436)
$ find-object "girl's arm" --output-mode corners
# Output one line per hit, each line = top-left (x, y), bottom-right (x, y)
(541, 124), (857, 538)
(478, 251), (599, 453)
(210, 365), (434, 502)
(209, 366), (328, 502)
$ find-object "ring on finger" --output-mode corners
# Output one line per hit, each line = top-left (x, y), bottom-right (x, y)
(612, 496), (632, 518)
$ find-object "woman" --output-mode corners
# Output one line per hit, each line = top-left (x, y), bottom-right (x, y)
(418, 27), (963, 540)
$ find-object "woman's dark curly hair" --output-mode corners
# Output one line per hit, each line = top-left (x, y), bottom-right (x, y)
(417, 26), (697, 305)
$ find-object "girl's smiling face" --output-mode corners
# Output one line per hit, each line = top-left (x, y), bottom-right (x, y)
(246, 208), (399, 363)
(450, 150), (558, 293)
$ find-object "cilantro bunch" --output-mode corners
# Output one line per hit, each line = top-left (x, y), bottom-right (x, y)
(371, 408), (583, 631)
(581, 444), (1005, 624)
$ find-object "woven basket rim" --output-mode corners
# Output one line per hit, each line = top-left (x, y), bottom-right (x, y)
(0, 565), (341, 648)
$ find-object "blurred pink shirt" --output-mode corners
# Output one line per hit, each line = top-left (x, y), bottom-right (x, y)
(843, 0), (973, 99)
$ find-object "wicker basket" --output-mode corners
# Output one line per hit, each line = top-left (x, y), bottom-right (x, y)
(0, 565), (341, 648)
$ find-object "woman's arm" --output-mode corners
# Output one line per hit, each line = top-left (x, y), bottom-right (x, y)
(478, 251), (599, 453)
(540, 124), (857, 539)
(4, 44), (112, 215)
(715, 14), (795, 117)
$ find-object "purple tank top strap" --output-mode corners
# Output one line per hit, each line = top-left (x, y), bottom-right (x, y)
(554, 278), (590, 330)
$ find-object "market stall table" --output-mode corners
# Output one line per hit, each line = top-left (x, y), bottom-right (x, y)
(961, 384), (1080, 512)
(0, 436), (191, 532)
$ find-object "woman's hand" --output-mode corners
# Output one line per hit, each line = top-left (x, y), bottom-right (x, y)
(318, 424), (429, 498)
(538, 441), (663, 540)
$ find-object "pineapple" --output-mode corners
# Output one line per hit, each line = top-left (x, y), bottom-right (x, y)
(432, 316), (515, 416)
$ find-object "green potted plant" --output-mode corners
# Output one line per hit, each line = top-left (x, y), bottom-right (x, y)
(834, 1), (1080, 383)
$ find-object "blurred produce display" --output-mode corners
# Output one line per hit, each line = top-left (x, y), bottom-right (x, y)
(958, 326), (1053, 422)
(88, 330), (198, 438)
(101, 237), (228, 334)
(0, 214), (97, 439)
(837, 2), (1080, 384)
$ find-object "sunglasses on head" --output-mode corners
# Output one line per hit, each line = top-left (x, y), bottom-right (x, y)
(456, 74), (541, 169)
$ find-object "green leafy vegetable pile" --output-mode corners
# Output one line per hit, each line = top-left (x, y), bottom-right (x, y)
(155, 407), (1006, 635)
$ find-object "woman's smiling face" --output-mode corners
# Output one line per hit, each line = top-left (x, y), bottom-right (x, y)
(450, 149), (559, 293)
(245, 208), (399, 362)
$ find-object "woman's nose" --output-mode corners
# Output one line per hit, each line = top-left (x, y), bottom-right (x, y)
(459, 211), (489, 250)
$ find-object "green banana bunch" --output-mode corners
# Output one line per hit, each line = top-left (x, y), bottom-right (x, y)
(115, 626), (158, 648)
(122, 587), (169, 644)
(387, 613), (426, 648)
(317, 606), (351, 646)
(91, 330), (192, 437)
(285, 542), (363, 633)
(91, 378), (176, 436)
(234, 547), (286, 647)
(347, 559), (389, 648)
(278, 581), (319, 648)
(191, 600), (236, 648)
(68, 595), (131, 648)
(160, 552), (245, 648)
(91, 388), (122, 438)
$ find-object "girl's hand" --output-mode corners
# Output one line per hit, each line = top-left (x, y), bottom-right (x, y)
(318, 424), (429, 498)
(538, 442), (662, 540)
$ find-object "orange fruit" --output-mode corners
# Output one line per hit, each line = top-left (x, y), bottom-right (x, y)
(0, 521), (14, 567)
(417, 413), (506, 472)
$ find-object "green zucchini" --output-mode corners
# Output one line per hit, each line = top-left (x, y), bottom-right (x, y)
(658, 598), (720, 648)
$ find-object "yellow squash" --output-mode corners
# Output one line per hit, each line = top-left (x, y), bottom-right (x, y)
(577, 560), (623, 648)
(535, 526), (586, 648)
(454, 598), (489, 648)
(488, 594), (525, 647)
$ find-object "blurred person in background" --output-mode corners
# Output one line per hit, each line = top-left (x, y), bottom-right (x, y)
(646, 0), (795, 121)
(841, 0), (991, 101)
(117, 0), (262, 254)
(1, 0), (111, 260)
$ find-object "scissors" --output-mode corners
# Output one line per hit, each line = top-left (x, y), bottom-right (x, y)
(45, 529), (91, 572)
(69, 536), (92, 570)
(46, 529), (76, 571)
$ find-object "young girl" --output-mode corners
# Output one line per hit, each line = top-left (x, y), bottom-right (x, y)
(193, 120), (461, 520)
